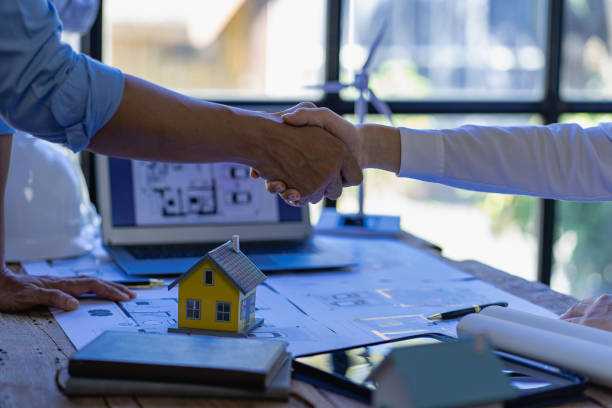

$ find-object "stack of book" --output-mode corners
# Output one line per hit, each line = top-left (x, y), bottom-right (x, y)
(57, 331), (291, 400)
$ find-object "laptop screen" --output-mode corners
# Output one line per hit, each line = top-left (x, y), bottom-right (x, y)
(108, 158), (301, 227)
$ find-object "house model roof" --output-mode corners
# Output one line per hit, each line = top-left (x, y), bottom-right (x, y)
(168, 240), (267, 294)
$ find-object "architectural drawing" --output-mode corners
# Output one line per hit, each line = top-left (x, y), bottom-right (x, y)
(131, 162), (279, 225)
(28, 236), (557, 356)
(119, 298), (178, 331)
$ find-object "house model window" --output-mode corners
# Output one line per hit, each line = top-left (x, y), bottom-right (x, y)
(241, 299), (246, 320)
(186, 299), (201, 320)
(204, 269), (214, 286)
(216, 302), (231, 322)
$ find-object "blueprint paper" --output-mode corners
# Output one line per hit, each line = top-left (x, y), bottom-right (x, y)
(28, 235), (556, 356)
(50, 284), (347, 355)
(23, 238), (131, 282)
(131, 162), (278, 226)
(265, 237), (556, 344)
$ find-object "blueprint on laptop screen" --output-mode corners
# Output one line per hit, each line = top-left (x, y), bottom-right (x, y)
(106, 158), (302, 228)
(23, 236), (555, 356)
(131, 162), (279, 225)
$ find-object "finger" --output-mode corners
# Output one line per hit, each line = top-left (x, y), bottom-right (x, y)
(324, 175), (343, 201)
(250, 168), (260, 179)
(559, 304), (585, 320)
(283, 108), (349, 140)
(289, 197), (308, 207)
(560, 316), (582, 325)
(270, 102), (317, 118)
(282, 107), (328, 127)
(34, 287), (80, 311)
(340, 153), (364, 187)
(45, 278), (131, 302)
(559, 298), (596, 319)
(280, 189), (301, 202)
(265, 180), (287, 194)
(307, 190), (325, 205)
(592, 294), (612, 306)
(104, 281), (137, 299)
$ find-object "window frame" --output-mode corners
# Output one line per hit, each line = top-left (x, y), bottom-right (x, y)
(216, 301), (231, 322)
(241, 298), (247, 321)
(204, 269), (214, 286)
(83, 0), (612, 285)
(185, 298), (201, 320)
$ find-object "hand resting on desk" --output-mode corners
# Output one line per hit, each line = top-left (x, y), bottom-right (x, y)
(560, 295), (612, 332)
(0, 267), (135, 312)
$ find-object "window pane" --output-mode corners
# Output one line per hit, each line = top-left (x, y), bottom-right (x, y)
(186, 299), (201, 319)
(204, 270), (214, 285)
(61, 32), (80, 53)
(103, 0), (326, 100)
(340, 0), (548, 101)
(334, 114), (541, 281)
(561, 0), (612, 100)
(552, 114), (612, 298)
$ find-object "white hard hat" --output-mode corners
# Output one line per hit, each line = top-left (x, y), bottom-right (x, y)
(4, 132), (98, 262)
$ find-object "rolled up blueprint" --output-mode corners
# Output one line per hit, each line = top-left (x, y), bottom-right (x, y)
(457, 313), (612, 387)
(481, 306), (612, 347)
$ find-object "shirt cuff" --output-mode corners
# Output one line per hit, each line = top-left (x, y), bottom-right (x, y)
(51, 54), (125, 153)
(397, 127), (444, 178)
(0, 117), (14, 134)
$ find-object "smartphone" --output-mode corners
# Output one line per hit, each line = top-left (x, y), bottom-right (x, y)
(292, 333), (587, 406)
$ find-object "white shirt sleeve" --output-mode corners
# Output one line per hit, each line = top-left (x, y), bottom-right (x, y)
(398, 122), (612, 201)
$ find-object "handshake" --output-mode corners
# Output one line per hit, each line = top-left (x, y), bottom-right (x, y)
(249, 102), (395, 206)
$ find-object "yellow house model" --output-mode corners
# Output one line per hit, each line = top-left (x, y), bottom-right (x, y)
(167, 236), (267, 336)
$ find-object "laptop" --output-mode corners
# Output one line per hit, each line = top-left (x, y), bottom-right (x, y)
(95, 156), (355, 275)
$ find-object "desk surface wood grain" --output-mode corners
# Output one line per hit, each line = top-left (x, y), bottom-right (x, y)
(0, 232), (609, 408)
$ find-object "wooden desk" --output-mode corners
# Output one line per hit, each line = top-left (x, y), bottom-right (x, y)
(1, 232), (611, 408)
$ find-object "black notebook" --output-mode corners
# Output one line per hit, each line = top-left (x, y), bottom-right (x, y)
(69, 331), (288, 389)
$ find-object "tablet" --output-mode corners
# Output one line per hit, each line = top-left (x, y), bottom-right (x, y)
(292, 334), (587, 406)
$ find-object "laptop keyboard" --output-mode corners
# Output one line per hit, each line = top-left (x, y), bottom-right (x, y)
(126, 240), (320, 260)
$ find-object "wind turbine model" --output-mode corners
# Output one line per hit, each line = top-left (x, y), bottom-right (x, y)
(312, 23), (401, 236)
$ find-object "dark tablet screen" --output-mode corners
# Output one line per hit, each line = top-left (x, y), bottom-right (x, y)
(295, 335), (444, 390)
(294, 334), (587, 406)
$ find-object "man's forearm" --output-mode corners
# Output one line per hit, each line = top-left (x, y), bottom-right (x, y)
(88, 75), (361, 200)
(88, 75), (271, 167)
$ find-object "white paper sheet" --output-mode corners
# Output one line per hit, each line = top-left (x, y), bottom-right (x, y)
(265, 236), (556, 345)
(27, 235), (556, 356)
(23, 239), (131, 282)
(50, 284), (348, 356)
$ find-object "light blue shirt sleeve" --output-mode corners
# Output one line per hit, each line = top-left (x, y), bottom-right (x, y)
(0, 0), (125, 152)
(0, 118), (14, 135)
(399, 122), (612, 201)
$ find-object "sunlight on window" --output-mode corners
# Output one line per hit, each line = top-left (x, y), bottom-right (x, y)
(103, 0), (326, 100)
(562, 0), (612, 100)
(340, 0), (548, 101)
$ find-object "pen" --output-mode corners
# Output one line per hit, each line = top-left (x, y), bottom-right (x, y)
(427, 302), (508, 320)
(113, 279), (165, 289)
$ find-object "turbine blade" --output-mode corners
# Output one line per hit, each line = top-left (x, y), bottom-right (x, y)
(362, 21), (388, 72)
(369, 90), (394, 125)
(305, 81), (348, 93)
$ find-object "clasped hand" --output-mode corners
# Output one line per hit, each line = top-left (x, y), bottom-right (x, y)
(252, 103), (363, 206)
